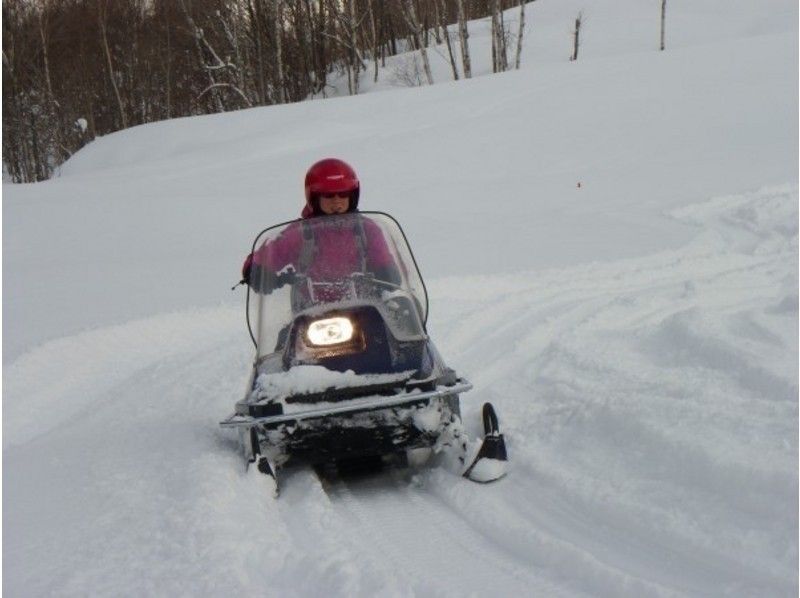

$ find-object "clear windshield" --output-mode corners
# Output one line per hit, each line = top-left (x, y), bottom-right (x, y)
(248, 212), (428, 360)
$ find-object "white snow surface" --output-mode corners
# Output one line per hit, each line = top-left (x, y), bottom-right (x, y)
(3, 1), (798, 596)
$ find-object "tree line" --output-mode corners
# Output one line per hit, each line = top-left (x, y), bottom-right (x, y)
(3, 0), (528, 183)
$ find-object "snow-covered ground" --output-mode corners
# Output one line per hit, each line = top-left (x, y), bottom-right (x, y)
(3, 0), (797, 596)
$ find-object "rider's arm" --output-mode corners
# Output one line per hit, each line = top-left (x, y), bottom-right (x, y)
(257, 224), (302, 271)
(245, 224), (303, 293)
(363, 220), (402, 284)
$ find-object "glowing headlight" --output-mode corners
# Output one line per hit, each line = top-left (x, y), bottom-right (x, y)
(306, 317), (354, 346)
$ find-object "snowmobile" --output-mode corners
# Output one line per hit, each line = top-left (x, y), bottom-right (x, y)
(221, 212), (507, 494)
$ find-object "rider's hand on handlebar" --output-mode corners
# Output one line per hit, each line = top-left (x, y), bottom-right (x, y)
(250, 266), (297, 295)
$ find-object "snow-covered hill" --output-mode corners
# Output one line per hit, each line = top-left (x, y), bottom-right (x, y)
(3, 0), (797, 596)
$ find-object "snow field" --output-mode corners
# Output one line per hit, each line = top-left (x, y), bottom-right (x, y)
(429, 186), (798, 595)
(4, 186), (796, 596)
(3, 0), (797, 594)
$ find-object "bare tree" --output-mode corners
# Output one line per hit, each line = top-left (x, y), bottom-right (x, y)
(37, 3), (54, 101)
(36, 0), (73, 165)
(400, 0), (433, 85)
(161, 1), (174, 117)
(324, 0), (368, 95)
(98, 0), (128, 128)
(346, 0), (360, 94)
(490, 0), (508, 73)
(180, 2), (224, 112)
(274, 0), (285, 102)
(217, 3), (249, 102)
(367, 0), (380, 82)
(5, 0), (529, 182)
(435, 0), (459, 80)
(570, 11), (581, 62)
(456, 0), (471, 78)
(514, 0), (528, 70)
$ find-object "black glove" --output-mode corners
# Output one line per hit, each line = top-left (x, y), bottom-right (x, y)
(250, 265), (296, 295)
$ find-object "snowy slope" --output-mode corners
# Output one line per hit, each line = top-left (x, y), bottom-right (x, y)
(4, 2), (796, 363)
(3, 0), (798, 596)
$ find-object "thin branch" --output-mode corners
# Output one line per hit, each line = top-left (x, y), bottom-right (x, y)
(197, 83), (253, 107)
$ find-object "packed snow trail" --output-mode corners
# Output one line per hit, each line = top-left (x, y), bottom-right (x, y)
(4, 187), (796, 597)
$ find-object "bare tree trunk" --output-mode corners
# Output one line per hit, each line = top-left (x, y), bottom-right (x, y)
(348, 0), (359, 94)
(499, 3), (508, 71)
(490, 0), (507, 73)
(164, 4), (173, 117)
(179, 0), (225, 112)
(324, 0), (368, 95)
(456, 0), (472, 78)
(37, 2), (66, 166)
(388, 8), (398, 56)
(515, 0), (527, 69)
(2, 46), (35, 183)
(30, 111), (44, 181)
(246, 0), (265, 104)
(376, 0), (388, 67)
(570, 12), (582, 62)
(660, 0), (666, 51)
(367, 0), (380, 83)
(274, 0), (285, 103)
(490, 2), (497, 72)
(436, 0), (459, 80)
(319, 0), (330, 94)
(219, 4), (247, 103)
(287, 0), (312, 100)
(401, 0), (433, 85)
(432, 0), (443, 43)
(38, 8), (54, 101)
(99, 0), (128, 129)
(304, 0), (326, 95)
(420, 0), (432, 47)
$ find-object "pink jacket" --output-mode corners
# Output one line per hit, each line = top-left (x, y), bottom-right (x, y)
(242, 212), (395, 281)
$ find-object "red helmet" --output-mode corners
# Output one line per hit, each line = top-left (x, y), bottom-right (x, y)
(304, 158), (360, 216)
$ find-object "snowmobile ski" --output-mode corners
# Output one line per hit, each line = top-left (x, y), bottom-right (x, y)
(462, 403), (508, 483)
(248, 428), (279, 496)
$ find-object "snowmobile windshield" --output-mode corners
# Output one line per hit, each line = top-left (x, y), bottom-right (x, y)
(248, 212), (429, 359)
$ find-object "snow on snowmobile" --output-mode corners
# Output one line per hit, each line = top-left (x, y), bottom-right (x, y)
(221, 211), (507, 495)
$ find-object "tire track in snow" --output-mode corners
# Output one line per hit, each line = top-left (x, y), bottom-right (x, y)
(425, 471), (684, 598)
(323, 471), (569, 596)
(273, 469), (415, 596)
(500, 462), (789, 596)
(426, 187), (797, 595)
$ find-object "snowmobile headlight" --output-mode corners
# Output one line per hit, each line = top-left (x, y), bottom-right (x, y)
(306, 317), (354, 346)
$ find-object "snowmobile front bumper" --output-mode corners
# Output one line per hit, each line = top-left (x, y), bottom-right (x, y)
(219, 380), (472, 429)
(223, 381), (469, 467)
